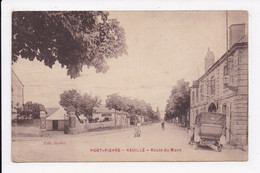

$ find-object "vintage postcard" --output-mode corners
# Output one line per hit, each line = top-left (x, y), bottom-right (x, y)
(11, 10), (248, 162)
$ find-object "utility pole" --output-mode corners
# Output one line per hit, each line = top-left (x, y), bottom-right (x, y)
(226, 10), (229, 52)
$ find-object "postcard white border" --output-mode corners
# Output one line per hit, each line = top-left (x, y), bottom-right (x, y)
(2, 0), (260, 173)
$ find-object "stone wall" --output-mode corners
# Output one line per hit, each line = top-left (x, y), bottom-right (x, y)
(12, 119), (40, 127)
(75, 119), (87, 133)
(11, 71), (23, 109)
(58, 120), (65, 131)
(85, 121), (115, 130)
(46, 120), (52, 130)
(57, 107), (132, 134)
(231, 47), (248, 145)
(74, 117), (130, 133)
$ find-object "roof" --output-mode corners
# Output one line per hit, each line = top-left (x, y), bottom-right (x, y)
(94, 105), (128, 115)
(46, 108), (59, 118)
(195, 112), (226, 126)
(12, 69), (24, 86)
(46, 107), (68, 120)
(39, 104), (45, 111)
(237, 35), (248, 43)
(196, 34), (248, 83)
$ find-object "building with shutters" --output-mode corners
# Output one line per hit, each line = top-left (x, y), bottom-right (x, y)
(190, 24), (248, 146)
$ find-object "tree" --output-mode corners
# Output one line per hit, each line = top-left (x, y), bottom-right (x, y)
(106, 93), (123, 113)
(105, 93), (158, 121)
(165, 79), (190, 125)
(12, 11), (127, 78)
(17, 101), (45, 119)
(59, 89), (82, 113)
(59, 89), (101, 121)
(145, 104), (156, 120)
(120, 96), (137, 114)
(155, 107), (161, 120)
(81, 94), (101, 120)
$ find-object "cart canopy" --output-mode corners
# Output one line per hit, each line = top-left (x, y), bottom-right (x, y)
(195, 112), (226, 126)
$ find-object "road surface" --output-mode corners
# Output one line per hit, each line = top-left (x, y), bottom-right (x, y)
(12, 123), (247, 162)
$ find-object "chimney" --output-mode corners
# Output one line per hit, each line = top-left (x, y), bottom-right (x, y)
(205, 47), (215, 72)
(229, 24), (246, 49)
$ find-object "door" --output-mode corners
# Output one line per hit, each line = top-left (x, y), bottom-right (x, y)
(52, 120), (58, 130)
(226, 106), (231, 143)
(222, 104), (231, 143)
(208, 103), (217, 112)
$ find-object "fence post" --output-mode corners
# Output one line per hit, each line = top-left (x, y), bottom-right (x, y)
(39, 105), (46, 132)
(67, 106), (77, 135)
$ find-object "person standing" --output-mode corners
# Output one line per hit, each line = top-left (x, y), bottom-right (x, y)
(134, 121), (141, 137)
(161, 121), (165, 131)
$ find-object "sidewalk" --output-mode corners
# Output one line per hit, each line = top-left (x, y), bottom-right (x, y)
(12, 124), (138, 141)
(167, 122), (247, 151)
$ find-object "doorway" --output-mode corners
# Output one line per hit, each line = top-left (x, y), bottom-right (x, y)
(222, 104), (231, 143)
(208, 103), (217, 112)
(52, 120), (58, 130)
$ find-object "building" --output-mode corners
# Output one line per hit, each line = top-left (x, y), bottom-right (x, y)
(11, 69), (24, 120)
(93, 105), (130, 127)
(45, 107), (87, 131)
(190, 24), (248, 146)
(46, 107), (68, 131)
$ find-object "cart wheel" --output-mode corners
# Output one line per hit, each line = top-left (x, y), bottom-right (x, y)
(217, 144), (223, 152)
(194, 142), (199, 150)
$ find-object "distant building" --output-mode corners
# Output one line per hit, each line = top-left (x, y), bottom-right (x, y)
(93, 105), (130, 127)
(190, 24), (248, 146)
(11, 69), (24, 120)
(45, 107), (86, 131)
(46, 107), (67, 131)
(204, 48), (215, 72)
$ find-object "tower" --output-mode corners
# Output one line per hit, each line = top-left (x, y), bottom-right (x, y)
(204, 48), (215, 72)
(229, 24), (246, 49)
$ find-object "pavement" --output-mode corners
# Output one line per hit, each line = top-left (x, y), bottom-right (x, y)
(12, 123), (248, 162)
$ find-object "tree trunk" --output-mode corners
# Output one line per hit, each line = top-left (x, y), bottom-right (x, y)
(75, 108), (82, 123)
(114, 109), (117, 126)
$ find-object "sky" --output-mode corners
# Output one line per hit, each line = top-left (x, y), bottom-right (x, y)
(12, 11), (248, 118)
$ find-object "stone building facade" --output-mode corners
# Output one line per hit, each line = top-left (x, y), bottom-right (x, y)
(11, 69), (24, 119)
(190, 24), (248, 146)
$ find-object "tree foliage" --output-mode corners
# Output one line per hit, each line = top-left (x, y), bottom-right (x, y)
(164, 79), (190, 122)
(81, 94), (102, 120)
(59, 89), (101, 120)
(105, 93), (124, 113)
(155, 107), (161, 120)
(12, 11), (127, 78)
(106, 93), (159, 121)
(16, 101), (45, 119)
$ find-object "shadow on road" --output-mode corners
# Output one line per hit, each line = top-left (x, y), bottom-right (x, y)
(195, 145), (216, 151)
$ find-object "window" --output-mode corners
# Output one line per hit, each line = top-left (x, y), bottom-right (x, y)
(191, 110), (194, 124)
(192, 91), (195, 104)
(210, 76), (215, 95)
(196, 88), (199, 103)
(200, 85), (204, 101)
(224, 65), (228, 76)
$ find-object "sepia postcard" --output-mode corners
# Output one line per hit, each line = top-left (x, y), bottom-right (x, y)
(11, 10), (248, 162)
